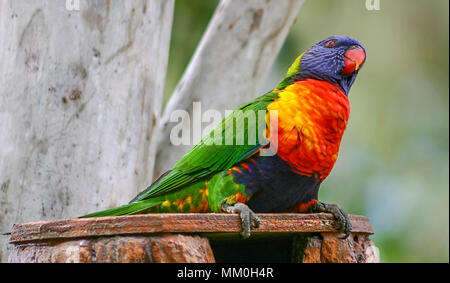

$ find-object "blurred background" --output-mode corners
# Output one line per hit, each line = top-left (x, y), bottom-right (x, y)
(165, 0), (449, 262)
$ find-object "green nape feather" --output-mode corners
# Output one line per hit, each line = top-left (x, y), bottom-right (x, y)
(277, 52), (304, 89)
(79, 200), (161, 218)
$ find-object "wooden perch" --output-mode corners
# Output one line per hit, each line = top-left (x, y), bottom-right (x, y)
(8, 213), (378, 263)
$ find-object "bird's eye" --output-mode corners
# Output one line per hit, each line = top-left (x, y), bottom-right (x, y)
(325, 40), (336, 48)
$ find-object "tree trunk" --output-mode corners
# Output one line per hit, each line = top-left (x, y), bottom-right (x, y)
(0, 0), (174, 262)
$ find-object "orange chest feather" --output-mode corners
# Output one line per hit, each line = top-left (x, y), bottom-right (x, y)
(267, 79), (350, 180)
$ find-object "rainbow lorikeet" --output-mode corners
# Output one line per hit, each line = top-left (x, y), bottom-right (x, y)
(81, 36), (366, 239)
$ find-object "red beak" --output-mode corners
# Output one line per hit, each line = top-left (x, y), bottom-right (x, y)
(342, 45), (366, 75)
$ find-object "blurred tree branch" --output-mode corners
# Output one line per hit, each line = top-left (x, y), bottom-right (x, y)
(151, 0), (305, 179)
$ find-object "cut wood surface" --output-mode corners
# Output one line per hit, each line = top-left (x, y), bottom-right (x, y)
(8, 234), (216, 263)
(9, 213), (373, 244)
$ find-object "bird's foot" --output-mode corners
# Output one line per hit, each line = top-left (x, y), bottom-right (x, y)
(311, 201), (352, 239)
(220, 202), (260, 239)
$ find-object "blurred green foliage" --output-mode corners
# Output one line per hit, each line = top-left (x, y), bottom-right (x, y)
(165, 0), (449, 262)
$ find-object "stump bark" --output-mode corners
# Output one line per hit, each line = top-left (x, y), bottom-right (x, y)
(8, 213), (378, 263)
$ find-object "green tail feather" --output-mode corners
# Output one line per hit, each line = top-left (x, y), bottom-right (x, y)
(79, 200), (161, 218)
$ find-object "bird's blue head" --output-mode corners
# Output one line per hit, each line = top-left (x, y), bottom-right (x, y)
(280, 36), (366, 95)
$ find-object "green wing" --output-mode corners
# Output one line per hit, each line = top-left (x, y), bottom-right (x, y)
(130, 91), (279, 203)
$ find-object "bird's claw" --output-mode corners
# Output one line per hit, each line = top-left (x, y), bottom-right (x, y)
(311, 201), (352, 239)
(221, 202), (260, 239)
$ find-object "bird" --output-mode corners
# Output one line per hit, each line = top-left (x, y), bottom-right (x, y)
(80, 35), (366, 239)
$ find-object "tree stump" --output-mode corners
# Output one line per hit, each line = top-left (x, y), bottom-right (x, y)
(8, 213), (378, 263)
